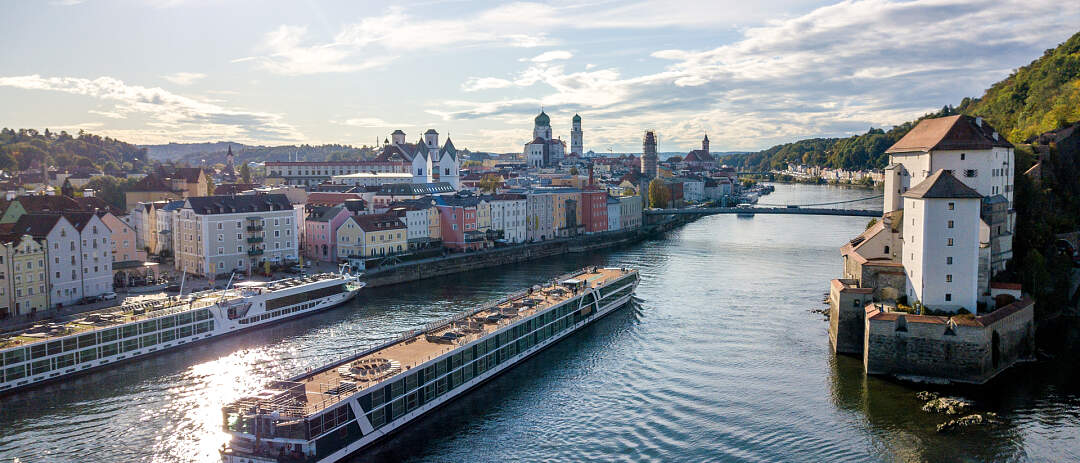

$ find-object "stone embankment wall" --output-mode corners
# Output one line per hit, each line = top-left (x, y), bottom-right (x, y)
(863, 298), (1035, 384)
(828, 279), (873, 355)
(363, 230), (646, 289)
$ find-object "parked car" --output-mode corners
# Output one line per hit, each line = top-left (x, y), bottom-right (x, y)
(101, 292), (118, 301)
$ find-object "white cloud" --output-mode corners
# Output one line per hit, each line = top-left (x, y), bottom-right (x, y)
(0, 75), (303, 144)
(334, 117), (400, 128)
(526, 50), (573, 63)
(462, 77), (515, 92)
(432, 0), (1080, 152)
(162, 72), (207, 86)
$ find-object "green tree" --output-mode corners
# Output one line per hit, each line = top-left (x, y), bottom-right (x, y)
(83, 175), (141, 210)
(648, 178), (670, 208)
(478, 174), (502, 194)
(569, 166), (579, 175)
(205, 171), (215, 196)
(239, 162), (251, 183)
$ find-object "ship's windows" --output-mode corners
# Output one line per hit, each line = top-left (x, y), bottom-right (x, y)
(370, 387), (385, 408)
(47, 341), (62, 356)
(100, 328), (118, 343)
(78, 348), (97, 363)
(100, 343), (118, 357)
(55, 353), (75, 368)
(121, 339), (139, 353)
(392, 398), (405, 420)
(141, 334), (158, 348)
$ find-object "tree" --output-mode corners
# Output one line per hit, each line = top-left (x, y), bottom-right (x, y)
(648, 178), (670, 208)
(478, 174), (502, 194)
(569, 166), (579, 176)
(205, 172), (215, 196)
(239, 162), (251, 183)
(83, 175), (141, 210)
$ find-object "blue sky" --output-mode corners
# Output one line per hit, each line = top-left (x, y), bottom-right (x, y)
(1, 0), (1077, 153)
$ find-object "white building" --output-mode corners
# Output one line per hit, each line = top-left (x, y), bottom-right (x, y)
(525, 192), (555, 241)
(607, 196), (621, 232)
(488, 194), (527, 243)
(331, 172), (415, 187)
(571, 113), (583, 156)
(405, 130), (460, 190)
(11, 212), (113, 306)
(883, 115), (1014, 274)
(618, 195), (643, 230)
(675, 178), (705, 203)
(174, 194), (298, 278)
(902, 170), (982, 313)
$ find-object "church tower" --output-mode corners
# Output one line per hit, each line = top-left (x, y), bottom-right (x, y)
(571, 114), (583, 156)
(391, 129), (406, 146)
(533, 111), (552, 140)
(224, 144), (236, 180)
(702, 134), (709, 153)
(642, 130), (658, 180)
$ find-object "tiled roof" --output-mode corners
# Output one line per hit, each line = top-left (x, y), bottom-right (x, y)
(10, 213), (66, 238)
(306, 206), (346, 222)
(886, 115), (1013, 154)
(130, 173), (179, 192)
(306, 192), (365, 206)
(174, 167), (205, 183)
(353, 213), (405, 232)
(15, 195), (80, 212)
(903, 170), (982, 199)
(185, 194), (292, 215)
(214, 183), (260, 195)
(62, 211), (97, 231)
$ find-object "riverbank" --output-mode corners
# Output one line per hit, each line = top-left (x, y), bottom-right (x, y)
(363, 214), (698, 289)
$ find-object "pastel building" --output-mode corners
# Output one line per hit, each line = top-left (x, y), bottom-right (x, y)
(304, 206), (353, 262)
(174, 195), (297, 277)
(487, 194), (527, 243)
(2, 234), (48, 315)
(337, 214), (407, 258)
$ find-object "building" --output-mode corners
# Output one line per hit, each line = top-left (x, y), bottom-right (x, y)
(902, 170), (982, 313)
(98, 212), (145, 263)
(1, 234), (48, 316)
(388, 200), (437, 250)
(581, 189), (608, 234)
(131, 201), (166, 253)
(124, 168), (208, 206)
(486, 194), (527, 243)
(683, 135), (716, 169)
(337, 213), (407, 258)
(672, 178), (705, 203)
(436, 195), (487, 251)
(155, 200), (185, 255)
(606, 196), (621, 232)
(525, 192), (555, 242)
(524, 111), (566, 168)
(304, 206), (353, 263)
(883, 115), (1014, 274)
(408, 131), (461, 190)
(571, 114), (583, 156)
(265, 161), (408, 187)
(641, 131), (658, 180)
(552, 190), (583, 238)
(372, 182), (455, 211)
(618, 195), (643, 230)
(331, 172), (415, 187)
(174, 194), (297, 278)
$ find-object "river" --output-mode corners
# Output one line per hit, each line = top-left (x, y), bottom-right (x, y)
(0, 183), (1077, 462)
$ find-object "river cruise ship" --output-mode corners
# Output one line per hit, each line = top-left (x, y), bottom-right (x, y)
(220, 266), (639, 463)
(0, 272), (364, 395)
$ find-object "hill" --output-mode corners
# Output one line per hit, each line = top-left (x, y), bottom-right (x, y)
(957, 31), (1080, 143)
(142, 141), (261, 161)
(0, 128), (149, 173)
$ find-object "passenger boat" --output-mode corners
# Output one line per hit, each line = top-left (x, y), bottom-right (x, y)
(0, 270), (365, 395)
(220, 266), (639, 463)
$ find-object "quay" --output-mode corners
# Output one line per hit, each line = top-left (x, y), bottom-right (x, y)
(644, 206), (879, 217)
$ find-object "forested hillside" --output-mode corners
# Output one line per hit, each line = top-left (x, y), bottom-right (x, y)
(0, 128), (149, 172)
(145, 142), (373, 166)
(957, 31), (1080, 143)
(726, 30), (1080, 173)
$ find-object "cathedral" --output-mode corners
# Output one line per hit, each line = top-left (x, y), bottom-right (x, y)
(376, 129), (460, 189)
(524, 110), (583, 168)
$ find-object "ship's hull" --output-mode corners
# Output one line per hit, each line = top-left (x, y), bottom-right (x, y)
(222, 271), (638, 463)
(0, 279), (362, 396)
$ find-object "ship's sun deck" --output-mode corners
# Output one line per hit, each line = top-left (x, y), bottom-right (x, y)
(260, 267), (632, 417)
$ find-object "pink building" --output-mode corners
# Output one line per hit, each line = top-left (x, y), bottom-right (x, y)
(435, 196), (483, 251)
(98, 212), (146, 263)
(303, 206), (353, 262)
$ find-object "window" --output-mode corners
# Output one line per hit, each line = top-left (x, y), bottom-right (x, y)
(285, 218), (290, 224)
(947, 238), (954, 246)
(236, 221), (242, 228)
(965, 169), (977, 178)
(946, 257), (953, 265)
(945, 293), (952, 302)
(237, 246), (242, 252)
(218, 247), (224, 255)
(960, 153), (965, 160)
(237, 233), (242, 239)
(947, 220), (954, 229)
(218, 262), (224, 269)
(217, 223), (223, 230)
(948, 202), (955, 210)
(946, 274), (953, 283)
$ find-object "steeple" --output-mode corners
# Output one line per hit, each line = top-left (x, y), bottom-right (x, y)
(702, 133), (709, 153)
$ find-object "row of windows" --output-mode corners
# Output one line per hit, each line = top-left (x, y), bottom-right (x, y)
(1, 310), (211, 367)
(2, 321), (213, 383)
(214, 218), (291, 230)
(239, 301), (318, 325)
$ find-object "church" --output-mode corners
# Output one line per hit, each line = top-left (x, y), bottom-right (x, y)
(375, 129), (460, 190)
(524, 110), (582, 168)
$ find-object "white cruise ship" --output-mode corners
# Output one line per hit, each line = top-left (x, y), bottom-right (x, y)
(0, 272), (365, 395)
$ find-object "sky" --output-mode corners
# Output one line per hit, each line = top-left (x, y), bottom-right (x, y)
(1, 0), (1078, 154)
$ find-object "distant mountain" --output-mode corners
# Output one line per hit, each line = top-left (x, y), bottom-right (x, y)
(142, 141), (260, 161)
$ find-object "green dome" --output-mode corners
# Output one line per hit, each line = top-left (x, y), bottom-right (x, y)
(534, 111), (550, 126)
(572, 113), (581, 122)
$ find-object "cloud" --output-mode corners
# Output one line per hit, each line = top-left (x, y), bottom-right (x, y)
(431, 0), (1080, 152)
(162, 72), (207, 86)
(0, 75), (303, 144)
(526, 50), (573, 63)
(334, 117), (402, 128)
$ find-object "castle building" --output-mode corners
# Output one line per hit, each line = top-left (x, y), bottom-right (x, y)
(571, 114), (583, 156)
(524, 111), (566, 168)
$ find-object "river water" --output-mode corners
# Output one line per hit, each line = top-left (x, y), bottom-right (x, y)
(1, 183), (1077, 462)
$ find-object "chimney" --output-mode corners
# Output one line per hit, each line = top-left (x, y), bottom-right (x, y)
(975, 116), (983, 127)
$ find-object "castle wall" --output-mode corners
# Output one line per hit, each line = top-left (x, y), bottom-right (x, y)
(828, 280), (872, 355)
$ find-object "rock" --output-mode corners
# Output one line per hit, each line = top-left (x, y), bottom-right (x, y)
(936, 413), (1000, 433)
(916, 391), (940, 401)
(922, 397), (973, 415)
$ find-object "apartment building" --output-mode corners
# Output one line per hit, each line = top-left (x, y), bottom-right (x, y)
(174, 194), (297, 277)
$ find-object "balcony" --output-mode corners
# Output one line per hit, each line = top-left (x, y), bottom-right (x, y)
(247, 248), (264, 256)
(246, 226), (264, 232)
(246, 237), (263, 243)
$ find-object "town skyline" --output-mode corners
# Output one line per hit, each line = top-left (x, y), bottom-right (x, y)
(2, 0), (1078, 153)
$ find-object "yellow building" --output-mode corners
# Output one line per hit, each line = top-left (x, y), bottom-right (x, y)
(552, 190), (583, 237)
(3, 234), (49, 316)
(338, 214), (407, 258)
(124, 168), (208, 207)
(476, 200), (492, 232)
(427, 205), (441, 241)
